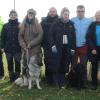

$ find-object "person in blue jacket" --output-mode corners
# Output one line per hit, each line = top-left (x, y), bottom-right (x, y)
(71, 5), (92, 86)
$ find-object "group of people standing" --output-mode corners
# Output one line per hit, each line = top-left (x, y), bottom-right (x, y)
(0, 5), (100, 90)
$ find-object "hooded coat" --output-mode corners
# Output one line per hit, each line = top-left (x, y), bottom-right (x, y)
(48, 18), (76, 72)
(41, 15), (58, 70)
(19, 16), (43, 65)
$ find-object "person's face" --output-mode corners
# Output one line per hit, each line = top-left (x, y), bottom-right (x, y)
(27, 12), (35, 20)
(10, 13), (17, 20)
(77, 8), (85, 19)
(95, 12), (100, 22)
(62, 11), (69, 21)
(48, 8), (57, 17)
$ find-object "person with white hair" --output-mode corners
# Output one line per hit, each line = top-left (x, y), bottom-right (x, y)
(87, 10), (100, 90)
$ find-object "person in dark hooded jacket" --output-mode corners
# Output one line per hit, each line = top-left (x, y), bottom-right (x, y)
(41, 7), (58, 85)
(48, 7), (76, 88)
(87, 10), (100, 90)
(1, 10), (21, 82)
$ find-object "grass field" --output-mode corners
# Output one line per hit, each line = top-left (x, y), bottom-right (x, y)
(0, 53), (100, 100)
(0, 79), (100, 100)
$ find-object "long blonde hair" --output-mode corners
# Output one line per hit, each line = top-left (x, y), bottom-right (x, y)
(60, 7), (70, 17)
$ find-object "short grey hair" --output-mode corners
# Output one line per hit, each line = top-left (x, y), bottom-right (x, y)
(77, 5), (85, 10)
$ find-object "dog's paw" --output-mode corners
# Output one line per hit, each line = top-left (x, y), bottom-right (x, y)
(20, 83), (24, 87)
(14, 77), (23, 86)
(38, 86), (42, 90)
(28, 86), (32, 90)
(23, 83), (28, 86)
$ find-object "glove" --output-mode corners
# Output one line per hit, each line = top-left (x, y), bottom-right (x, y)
(1, 49), (4, 53)
(52, 45), (57, 53)
(27, 44), (31, 49)
(92, 49), (97, 55)
(71, 49), (75, 55)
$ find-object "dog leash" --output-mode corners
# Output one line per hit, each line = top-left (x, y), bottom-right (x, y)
(26, 49), (29, 66)
(21, 48), (29, 77)
(65, 64), (74, 76)
(21, 49), (29, 66)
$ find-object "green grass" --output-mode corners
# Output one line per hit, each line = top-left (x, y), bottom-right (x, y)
(0, 79), (100, 100)
(0, 54), (100, 100)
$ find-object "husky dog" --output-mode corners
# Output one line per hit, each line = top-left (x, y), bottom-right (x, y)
(27, 56), (42, 90)
(15, 50), (42, 90)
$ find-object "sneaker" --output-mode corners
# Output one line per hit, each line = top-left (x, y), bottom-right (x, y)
(0, 76), (4, 80)
(91, 86), (97, 90)
(59, 86), (65, 89)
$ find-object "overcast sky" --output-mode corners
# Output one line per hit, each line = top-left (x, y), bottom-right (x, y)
(0, 0), (100, 22)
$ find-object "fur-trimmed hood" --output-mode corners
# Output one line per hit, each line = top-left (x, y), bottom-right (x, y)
(19, 16), (43, 58)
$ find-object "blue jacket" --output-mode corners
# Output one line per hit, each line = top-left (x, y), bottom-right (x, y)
(72, 17), (92, 47)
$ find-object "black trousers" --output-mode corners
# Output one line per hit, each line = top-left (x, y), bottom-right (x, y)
(91, 46), (100, 86)
(57, 45), (70, 87)
(91, 61), (98, 86)
(6, 52), (21, 81)
(45, 68), (54, 85)
(43, 47), (56, 85)
(0, 50), (4, 77)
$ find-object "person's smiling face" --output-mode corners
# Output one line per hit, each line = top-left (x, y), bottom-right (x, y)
(48, 7), (57, 18)
(10, 13), (17, 20)
(62, 11), (69, 21)
(27, 12), (35, 20)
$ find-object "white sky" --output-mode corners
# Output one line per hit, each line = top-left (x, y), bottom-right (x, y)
(0, 0), (100, 22)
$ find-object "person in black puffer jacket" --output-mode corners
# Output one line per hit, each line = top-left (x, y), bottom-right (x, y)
(48, 7), (76, 88)
(41, 7), (58, 85)
(1, 10), (21, 82)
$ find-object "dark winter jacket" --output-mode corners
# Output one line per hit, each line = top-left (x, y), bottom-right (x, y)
(86, 21), (100, 51)
(1, 19), (21, 53)
(41, 15), (58, 48)
(48, 18), (76, 71)
(49, 18), (76, 51)
(86, 21), (100, 61)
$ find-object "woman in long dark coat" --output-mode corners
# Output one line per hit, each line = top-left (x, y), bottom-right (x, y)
(41, 7), (58, 85)
(48, 7), (76, 88)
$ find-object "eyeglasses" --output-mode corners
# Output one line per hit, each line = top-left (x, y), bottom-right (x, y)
(77, 11), (85, 13)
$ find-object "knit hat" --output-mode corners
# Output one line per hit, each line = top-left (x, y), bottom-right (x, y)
(27, 9), (36, 15)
